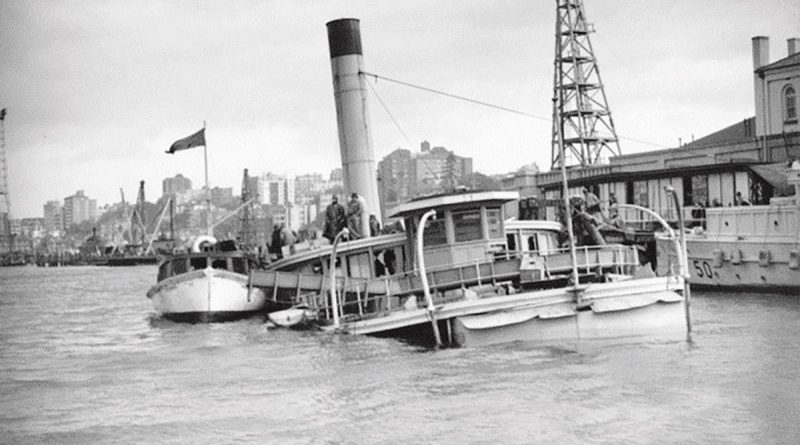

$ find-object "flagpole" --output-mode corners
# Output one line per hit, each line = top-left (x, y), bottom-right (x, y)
(203, 121), (211, 237)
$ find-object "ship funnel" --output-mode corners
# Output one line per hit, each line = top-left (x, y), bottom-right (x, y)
(327, 18), (381, 234)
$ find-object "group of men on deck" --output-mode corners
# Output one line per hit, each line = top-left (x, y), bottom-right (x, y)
(265, 192), (382, 262)
(322, 193), (380, 243)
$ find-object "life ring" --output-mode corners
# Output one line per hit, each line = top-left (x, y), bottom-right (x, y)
(191, 236), (218, 253)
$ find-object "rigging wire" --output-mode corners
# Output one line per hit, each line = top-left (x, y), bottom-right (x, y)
(366, 79), (414, 148)
(361, 71), (667, 149)
(366, 80), (442, 183)
(362, 71), (550, 122)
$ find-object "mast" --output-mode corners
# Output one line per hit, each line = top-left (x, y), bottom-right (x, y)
(203, 121), (212, 237)
(0, 108), (10, 252)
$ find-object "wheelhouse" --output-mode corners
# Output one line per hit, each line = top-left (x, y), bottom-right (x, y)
(157, 252), (257, 282)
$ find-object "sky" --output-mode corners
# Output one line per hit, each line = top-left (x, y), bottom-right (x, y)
(1, 0), (798, 218)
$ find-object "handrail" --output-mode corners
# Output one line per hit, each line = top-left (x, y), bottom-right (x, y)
(417, 209), (443, 347)
(310, 243), (641, 322)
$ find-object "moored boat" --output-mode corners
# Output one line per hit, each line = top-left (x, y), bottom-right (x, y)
(656, 163), (800, 292)
(146, 237), (267, 322)
(254, 190), (690, 348)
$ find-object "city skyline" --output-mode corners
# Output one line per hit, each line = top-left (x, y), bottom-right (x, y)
(2, 1), (798, 218)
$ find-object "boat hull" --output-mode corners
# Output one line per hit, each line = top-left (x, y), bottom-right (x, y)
(452, 291), (685, 347)
(657, 237), (800, 292)
(328, 276), (687, 347)
(147, 268), (267, 322)
(268, 306), (316, 328)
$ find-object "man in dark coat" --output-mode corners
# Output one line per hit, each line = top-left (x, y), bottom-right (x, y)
(270, 224), (283, 260)
(346, 193), (363, 239)
(322, 195), (346, 243)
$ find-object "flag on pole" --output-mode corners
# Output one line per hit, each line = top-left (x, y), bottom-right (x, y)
(0, 108), (6, 121)
(166, 128), (205, 154)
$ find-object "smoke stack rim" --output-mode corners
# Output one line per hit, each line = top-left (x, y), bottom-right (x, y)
(327, 18), (363, 58)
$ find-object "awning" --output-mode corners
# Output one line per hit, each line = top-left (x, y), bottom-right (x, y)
(749, 163), (793, 194)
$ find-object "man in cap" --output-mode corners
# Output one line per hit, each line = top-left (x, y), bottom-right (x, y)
(323, 194), (346, 243)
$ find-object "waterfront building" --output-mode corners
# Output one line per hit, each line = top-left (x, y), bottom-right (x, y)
(162, 174), (192, 197)
(533, 35), (800, 221)
(43, 200), (64, 235)
(378, 140), (473, 219)
(753, 37), (799, 144)
(259, 172), (295, 206)
(294, 173), (326, 205)
(328, 168), (344, 190)
(19, 218), (44, 238)
(63, 190), (96, 228)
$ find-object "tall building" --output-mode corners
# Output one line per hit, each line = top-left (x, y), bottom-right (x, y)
(328, 168), (344, 190)
(43, 200), (64, 234)
(294, 173), (326, 204)
(162, 174), (192, 197)
(63, 191), (96, 228)
(378, 148), (414, 211)
(752, 36), (800, 160)
(378, 141), (473, 217)
(260, 173), (295, 206)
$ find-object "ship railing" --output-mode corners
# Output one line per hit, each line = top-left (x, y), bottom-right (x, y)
(613, 205), (707, 230)
(306, 243), (640, 324)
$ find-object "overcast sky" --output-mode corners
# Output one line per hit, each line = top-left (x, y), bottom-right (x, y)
(1, 0), (798, 218)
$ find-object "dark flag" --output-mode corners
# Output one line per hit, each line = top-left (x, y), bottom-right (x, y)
(0, 109), (6, 121)
(166, 128), (205, 154)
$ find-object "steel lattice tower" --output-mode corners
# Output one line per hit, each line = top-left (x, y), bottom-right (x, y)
(551, 0), (621, 168)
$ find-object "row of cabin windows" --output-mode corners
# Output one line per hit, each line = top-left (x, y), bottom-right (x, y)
(421, 207), (503, 247)
(157, 256), (249, 281)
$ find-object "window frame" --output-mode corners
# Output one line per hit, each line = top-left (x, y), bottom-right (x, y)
(452, 209), (483, 243)
(784, 85), (797, 124)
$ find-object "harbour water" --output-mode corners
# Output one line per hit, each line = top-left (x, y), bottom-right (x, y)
(1, 266), (798, 444)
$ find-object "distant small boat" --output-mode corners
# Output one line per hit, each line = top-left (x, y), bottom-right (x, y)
(146, 236), (266, 322)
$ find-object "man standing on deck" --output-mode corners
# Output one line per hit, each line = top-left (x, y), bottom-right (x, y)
(346, 193), (363, 239)
(323, 195), (346, 244)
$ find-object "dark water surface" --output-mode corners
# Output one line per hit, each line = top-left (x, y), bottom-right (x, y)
(1, 266), (798, 444)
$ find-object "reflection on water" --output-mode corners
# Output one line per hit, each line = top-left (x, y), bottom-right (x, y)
(1, 266), (798, 444)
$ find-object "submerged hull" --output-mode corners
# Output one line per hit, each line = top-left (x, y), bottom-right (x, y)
(147, 268), (267, 322)
(452, 289), (685, 347)
(328, 276), (687, 347)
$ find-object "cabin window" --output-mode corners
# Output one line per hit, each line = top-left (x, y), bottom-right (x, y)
(527, 235), (539, 252)
(633, 181), (649, 207)
(211, 258), (228, 270)
(453, 210), (483, 242)
(692, 175), (710, 207)
(785, 85), (797, 123)
(486, 208), (502, 239)
(190, 257), (206, 270)
(422, 211), (447, 246)
(232, 257), (247, 274)
(506, 233), (517, 252)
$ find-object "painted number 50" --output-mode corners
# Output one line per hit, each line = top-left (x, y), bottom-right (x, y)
(693, 260), (713, 278)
